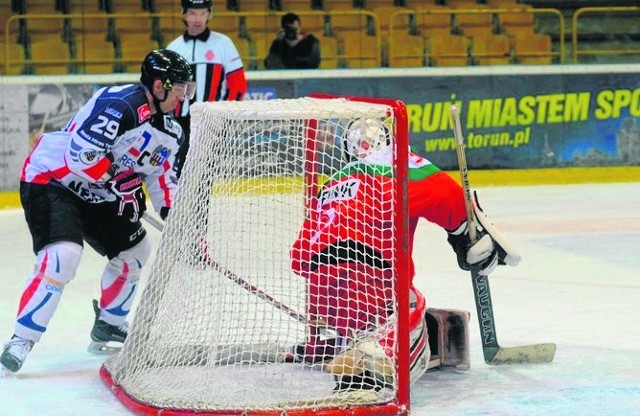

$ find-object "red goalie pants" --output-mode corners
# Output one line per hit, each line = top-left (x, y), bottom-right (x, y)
(303, 262), (427, 364)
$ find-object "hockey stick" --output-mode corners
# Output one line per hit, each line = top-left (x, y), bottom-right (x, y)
(142, 212), (307, 324)
(143, 212), (398, 380)
(450, 105), (556, 365)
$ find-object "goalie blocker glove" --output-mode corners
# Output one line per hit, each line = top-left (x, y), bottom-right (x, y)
(447, 194), (521, 276)
(106, 169), (146, 222)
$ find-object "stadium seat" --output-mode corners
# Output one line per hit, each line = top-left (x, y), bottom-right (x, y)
(451, 2), (495, 38)
(485, 0), (522, 9)
(323, 0), (359, 11)
(470, 33), (511, 65)
(369, 6), (412, 33)
(237, 0), (271, 11)
(25, 33), (72, 74)
(23, 0), (57, 13)
(22, 0), (62, 34)
(300, 13), (327, 34)
(388, 31), (424, 67)
(242, 14), (280, 37)
(330, 12), (372, 35)
(0, 2), (12, 31)
(64, 1), (115, 42)
(117, 33), (161, 72)
(108, 0), (157, 45)
(156, 12), (184, 44)
(426, 33), (469, 66)
(110, 1), (146, 14)
(212, 14), (243, 35)
(445, 0), (483, 6)
(498, 6), (534, 36)
(74, 32), (118, 74)
(247, 32), (270, 70)
(512, 32), (552, 64)
(318, 34), (339, 68)
(150, 0), (181, 13)
(366, 0), (395, 7)
(280, 0), (316, 11)
(0, 42), (24, 75)
(414, 6), (453, 38)
(336, 30), (379, 68)
(67, 0), (106, 14)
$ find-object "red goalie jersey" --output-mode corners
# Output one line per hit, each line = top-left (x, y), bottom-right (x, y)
(291, 139), (468, 339)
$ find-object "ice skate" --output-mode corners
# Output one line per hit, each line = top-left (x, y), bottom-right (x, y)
(88, 299), (129, 354)
(332, 369), (390, 393)
(1, 335), (35, 373)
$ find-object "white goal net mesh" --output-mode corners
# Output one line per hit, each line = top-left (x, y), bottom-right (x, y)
(103, 97), (407, 415)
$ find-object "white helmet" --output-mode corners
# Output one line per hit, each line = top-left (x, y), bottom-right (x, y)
(343, 118), (391, 162)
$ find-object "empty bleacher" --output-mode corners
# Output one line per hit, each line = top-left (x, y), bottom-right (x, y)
(3, 0), (631, 74)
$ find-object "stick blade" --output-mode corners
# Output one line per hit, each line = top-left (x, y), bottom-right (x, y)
(485, 343), (556, 365)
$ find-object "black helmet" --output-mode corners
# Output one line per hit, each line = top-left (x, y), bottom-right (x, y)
(140, 49), (194, 97)
(181, 0), (212, 14)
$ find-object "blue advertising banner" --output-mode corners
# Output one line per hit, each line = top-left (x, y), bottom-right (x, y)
(297, 71), (640, 170)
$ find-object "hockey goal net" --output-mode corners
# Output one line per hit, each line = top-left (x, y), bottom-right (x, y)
(101, 95), (411, 415)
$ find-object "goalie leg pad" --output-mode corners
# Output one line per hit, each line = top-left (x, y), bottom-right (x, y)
(425, 308), (471, 370)
(325, 287), (430, 388)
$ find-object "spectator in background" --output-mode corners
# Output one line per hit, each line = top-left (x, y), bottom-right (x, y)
(167, 0), (247, 177)
(265, 13), (321, 70)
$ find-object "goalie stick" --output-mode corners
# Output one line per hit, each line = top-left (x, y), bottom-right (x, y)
(449, 105), (556, 365)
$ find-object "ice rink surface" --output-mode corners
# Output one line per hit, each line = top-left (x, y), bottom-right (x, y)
(1, 182), (639, 416)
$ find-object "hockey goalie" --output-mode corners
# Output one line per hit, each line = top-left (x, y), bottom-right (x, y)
(290, 118), (519, 392)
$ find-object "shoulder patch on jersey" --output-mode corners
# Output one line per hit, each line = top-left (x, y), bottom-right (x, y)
(162, 116), (183, 138)
(137, 104), (151, 123)
(78, 148), (107, 165)
(149, 145), (171, 167)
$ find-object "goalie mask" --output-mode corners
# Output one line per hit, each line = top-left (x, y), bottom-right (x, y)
(140, 49), (196, 105)
(342, 118), (391, 162)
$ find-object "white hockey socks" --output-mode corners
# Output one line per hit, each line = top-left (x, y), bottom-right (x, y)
(98, 237), (151, 326)
(14, 242), (83, 341)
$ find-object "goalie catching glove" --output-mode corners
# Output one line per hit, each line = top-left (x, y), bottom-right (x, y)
(106, 169), (146, 222)
(447, 193), (521, 276)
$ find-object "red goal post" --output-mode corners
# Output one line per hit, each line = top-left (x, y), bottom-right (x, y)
(100, 94), (412, 415)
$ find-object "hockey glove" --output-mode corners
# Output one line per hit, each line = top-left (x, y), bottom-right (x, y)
(447, 222), (499, 276)
(447, 197), (521, 276)
(160, 207), (170, 220)
(106, 169), (146, 222)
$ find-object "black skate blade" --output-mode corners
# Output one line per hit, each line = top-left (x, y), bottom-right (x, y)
(87, 340), (122, 355)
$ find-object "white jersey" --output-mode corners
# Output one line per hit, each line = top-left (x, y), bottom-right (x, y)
(167, 29), (245, 116)
(21, 84), (181, 214)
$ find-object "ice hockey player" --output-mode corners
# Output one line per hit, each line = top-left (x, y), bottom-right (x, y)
(0, 49), (194, 374)
(290, 118), (520, 391)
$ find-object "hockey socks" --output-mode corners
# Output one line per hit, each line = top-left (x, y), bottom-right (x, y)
(97, 238), (150, 326)
(14, 242), (83, 341)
